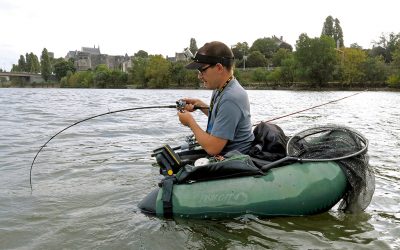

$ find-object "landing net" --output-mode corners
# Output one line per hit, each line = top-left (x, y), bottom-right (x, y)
(287, 125), (375, 212)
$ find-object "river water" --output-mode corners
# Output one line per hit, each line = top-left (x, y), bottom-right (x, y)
(0, 88), (399, 249)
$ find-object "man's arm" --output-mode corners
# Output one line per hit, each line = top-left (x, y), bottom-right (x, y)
(177, 111), (227, 155)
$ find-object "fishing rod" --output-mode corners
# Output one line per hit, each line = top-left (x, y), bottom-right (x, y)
(259, 90), (367, 124)
(29, 101), (207, 191)
(30, 91), (365, 189)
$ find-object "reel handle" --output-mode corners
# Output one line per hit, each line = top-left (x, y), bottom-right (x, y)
(176, 100), (207, 111)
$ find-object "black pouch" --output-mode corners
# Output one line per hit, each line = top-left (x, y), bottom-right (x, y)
(249, 122), (288, 163)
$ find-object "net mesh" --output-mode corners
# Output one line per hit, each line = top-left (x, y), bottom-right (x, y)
(287, 125), (375, 212)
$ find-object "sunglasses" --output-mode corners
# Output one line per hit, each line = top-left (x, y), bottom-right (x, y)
(198, 64), (215, 74)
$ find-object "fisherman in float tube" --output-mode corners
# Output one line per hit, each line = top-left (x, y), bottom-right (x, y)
(177, 41), (254, 156)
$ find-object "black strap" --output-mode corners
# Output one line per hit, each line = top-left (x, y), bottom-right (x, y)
(161, 176), (176, 218)
(207, 77), (233, 132)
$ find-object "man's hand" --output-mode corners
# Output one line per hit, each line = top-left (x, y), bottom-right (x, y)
(180, 98), (209, 116)
(177, 111), (194, 127)
(177, 110), (227, 156)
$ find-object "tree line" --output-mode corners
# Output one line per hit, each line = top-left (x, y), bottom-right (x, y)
(7, 16), (400, 89)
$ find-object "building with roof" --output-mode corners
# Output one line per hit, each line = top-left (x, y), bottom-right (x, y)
(65, 46), (132, 72)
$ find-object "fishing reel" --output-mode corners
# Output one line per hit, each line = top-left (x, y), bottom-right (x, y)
(176, 100), (186, 112)
(184, 134), (197, 149)
(176, 100), (205, 112)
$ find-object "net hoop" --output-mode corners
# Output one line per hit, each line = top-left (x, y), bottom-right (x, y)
(286, 125), (369, 162)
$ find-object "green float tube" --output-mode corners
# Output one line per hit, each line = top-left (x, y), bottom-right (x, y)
(139, 161), (347, 219)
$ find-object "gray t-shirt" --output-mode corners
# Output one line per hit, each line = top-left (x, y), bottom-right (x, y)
(206, 78), (254, 154)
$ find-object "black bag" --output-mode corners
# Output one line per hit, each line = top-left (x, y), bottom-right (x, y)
(248, 122), (288, 162)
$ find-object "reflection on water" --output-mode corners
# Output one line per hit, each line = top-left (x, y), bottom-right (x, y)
(0, 88), (399, 249)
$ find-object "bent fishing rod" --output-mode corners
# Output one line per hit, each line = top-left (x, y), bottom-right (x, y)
(29, 101), (207, 190)
(30, 90), (366, 190)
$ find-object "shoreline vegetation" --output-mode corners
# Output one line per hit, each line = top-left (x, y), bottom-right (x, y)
(1, 66), (399, 91)
(1, 79), (399, 92)
(1, 65), (399, 91)
(2, 17), (399, 90)
(3, 38), (399, 90)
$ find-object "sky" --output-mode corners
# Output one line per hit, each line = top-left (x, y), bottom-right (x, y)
(0, 0), (399, 71)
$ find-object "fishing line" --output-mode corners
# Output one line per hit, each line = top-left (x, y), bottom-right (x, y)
(258, 90), (367, 124)
(29, 104), (181, 190)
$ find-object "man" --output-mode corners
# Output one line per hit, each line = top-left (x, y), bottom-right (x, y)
(177, 41), (254, 156)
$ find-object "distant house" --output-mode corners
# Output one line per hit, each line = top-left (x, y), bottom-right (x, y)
(121, 53), (133, 73)
(175, 52), (187, 61)
(75, 51), (92, 71)
(65, 50), (78, 60)
(65, 46), (132, 72)
(81, 46), (101, 55)
(272, 35), (293, 51)
(166, 52), (189, 62)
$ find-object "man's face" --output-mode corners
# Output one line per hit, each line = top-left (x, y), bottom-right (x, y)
(197, 64), (217, 89)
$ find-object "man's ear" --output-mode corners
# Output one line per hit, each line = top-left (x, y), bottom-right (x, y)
(216, 63), (224, 72)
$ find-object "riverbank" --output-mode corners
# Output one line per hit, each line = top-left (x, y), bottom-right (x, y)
(1, 82), (399, 92)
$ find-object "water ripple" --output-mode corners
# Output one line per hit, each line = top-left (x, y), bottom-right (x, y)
(0, 88), (399, 249)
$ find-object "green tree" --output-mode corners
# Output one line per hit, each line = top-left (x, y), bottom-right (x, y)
(11, 64), (19, 72)
(145, 55), (171, 88)
(93, 64), (111, 88)
(294, 33), (337, 86)
(170, 62), (187, 87)
(231, 42), (249, 68)
(246, 51), (267, 67)
(231, 42), (248, 59)
(372, 32), (400, 63)
(321, 16), (335, 37)
(334, 18), (344, 47)
(29, 53), (41, 73)
(130, 57), (149, 87)
(169, 62), (199, 88)
(250, 37), (279, 60)
(267, 68), (282, 85)
(362, 56), (387, 86)
(134, 50), (149, 58)
(189, 38), (198, 55)
(321, 16), (344, 48)
(67, 71), (93, 88)
(272, 48), (291, 67)
(278, 41), (293, 52)
(26, 53), (32, 72)
(17, 55), (27, 72)
(370, 46), (386, 60)
(280, 56), (296, 84)
(109, 70), (128, 88)
(391, 43), (400, 71)
(387, 43), (400, 87)
(60, 71), (74, 87)
(341, 48), (367, 85)
(53, 58), (76, 80)
(40, 48), (52, 82)
(251, 68), (268, 83)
